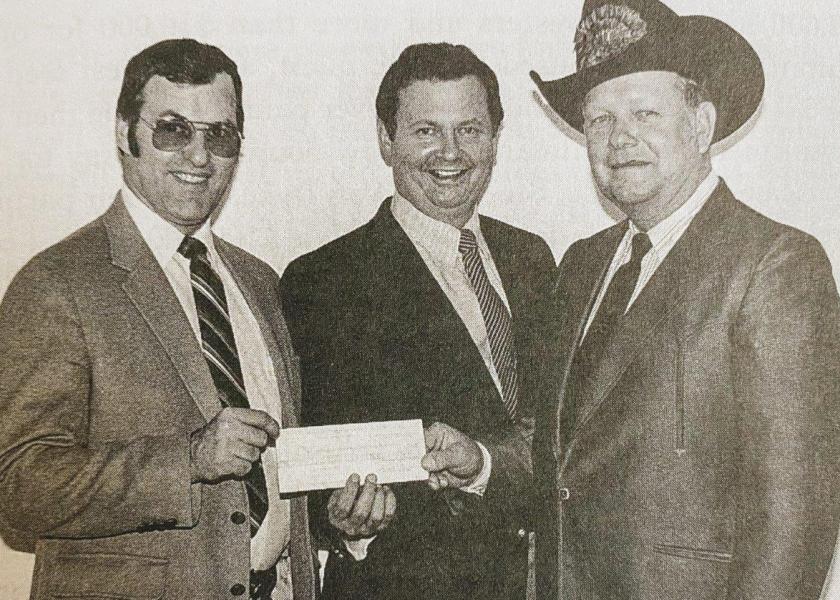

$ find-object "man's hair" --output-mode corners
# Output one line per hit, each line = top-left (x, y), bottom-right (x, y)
(678, 76), (710, 109)
(116, 39), (243, 157)
(376, 43), (504, 140)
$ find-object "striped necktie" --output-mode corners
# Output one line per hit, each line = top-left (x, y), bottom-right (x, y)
(178, 236), (269, 536)
(459, 228), (518, 419)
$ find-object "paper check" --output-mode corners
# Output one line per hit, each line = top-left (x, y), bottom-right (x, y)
(275, 419), (428, 493)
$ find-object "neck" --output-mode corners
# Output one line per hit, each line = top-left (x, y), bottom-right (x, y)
(622, 161), (711, 231)
(394, 191), (476, 230)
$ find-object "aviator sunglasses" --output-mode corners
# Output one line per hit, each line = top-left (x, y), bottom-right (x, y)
(138, 114), (242, 158)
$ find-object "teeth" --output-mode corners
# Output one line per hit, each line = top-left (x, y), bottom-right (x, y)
(173, 172), (209, 184)
(430, 169), (464, 178)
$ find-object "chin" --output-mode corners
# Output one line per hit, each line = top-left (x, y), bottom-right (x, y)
(428, 190), (472, 209)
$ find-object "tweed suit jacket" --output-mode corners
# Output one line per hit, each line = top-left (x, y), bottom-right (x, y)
(279, 199), (555, 600)
(0, 195), (315, 600)
(533, 181), (840, 600)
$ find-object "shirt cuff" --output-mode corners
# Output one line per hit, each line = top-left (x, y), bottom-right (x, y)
(343, 535), (375, 561)
(462, 441), (492, 496)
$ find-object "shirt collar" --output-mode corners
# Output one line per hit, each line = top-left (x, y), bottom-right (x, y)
(628, 171), (719, 246)
(390, 192), (483, 263)
(121, 184), (215, 268)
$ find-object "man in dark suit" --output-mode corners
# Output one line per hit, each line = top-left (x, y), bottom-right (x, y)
(280, 43), (555, 600)
(0, 39), (319, 600)
(529, 1), (840, 598)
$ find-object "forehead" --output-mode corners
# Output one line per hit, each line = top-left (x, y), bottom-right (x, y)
(139, 73), (237, 122)
(583, 71), (685, 111)
(396, 75), (490, 123)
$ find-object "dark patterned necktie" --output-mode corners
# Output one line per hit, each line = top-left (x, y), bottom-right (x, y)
(459, 228), (518, 419)
(564, 232), (652, 434)
(178, 237), (269, 536)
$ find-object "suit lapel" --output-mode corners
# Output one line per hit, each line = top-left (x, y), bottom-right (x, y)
(554, 223), (626, 451)
(571, 183), (736, 436)
(104, 194), (220, 423)
(372, 200), (499, 399)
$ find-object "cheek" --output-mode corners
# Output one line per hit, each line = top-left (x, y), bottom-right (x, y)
(585, 132), (605, 155)
(212, 161), (238, 185)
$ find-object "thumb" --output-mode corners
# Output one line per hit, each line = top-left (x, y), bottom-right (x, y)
(421, 449), (451, 473)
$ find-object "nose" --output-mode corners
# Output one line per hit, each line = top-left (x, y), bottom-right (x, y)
(437, 130), (460, 161)
(183, 129), (210, 167)
(608, 116), (638, 150)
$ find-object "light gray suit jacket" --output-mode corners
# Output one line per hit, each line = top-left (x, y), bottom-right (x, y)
(0, 195), (315, 600)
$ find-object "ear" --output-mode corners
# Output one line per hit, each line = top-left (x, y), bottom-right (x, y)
(694, 101), (717, 154)
(116, 117), (131, 155)
(490, 122), (502, 166)
(377, 119), (394, 166)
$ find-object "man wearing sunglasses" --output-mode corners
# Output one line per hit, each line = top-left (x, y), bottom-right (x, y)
(0, 39), (324, 599)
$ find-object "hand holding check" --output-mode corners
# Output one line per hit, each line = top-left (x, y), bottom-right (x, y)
(190, 407), (280, 483)
(325, 420), (483, 540)
(422, 422), (484, 490)
(328, 473), (397, 539)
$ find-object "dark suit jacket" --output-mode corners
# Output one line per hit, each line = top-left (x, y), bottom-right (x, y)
(533, 181), (840, 600)
(0, 196), (316, 600)
(280, 199), (555, 600)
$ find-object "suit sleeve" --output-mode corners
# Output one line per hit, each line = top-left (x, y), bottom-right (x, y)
(0, 257), (199, 540)
(728, 232), (840, 599)
(279, 260), (337, 553)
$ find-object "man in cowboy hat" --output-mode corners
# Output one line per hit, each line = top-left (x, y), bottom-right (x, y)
(530, 1), (840, 599)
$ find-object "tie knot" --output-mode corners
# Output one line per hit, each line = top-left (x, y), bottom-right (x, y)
(178, 236), (208, 260)
(630, 232), (652, 263)
(458, 229), (478, 254)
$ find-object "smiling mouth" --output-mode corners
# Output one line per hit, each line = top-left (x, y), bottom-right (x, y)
(172, 171), (211, 184)
(427, 168), (469, 182)
(610, 160), (650, 170)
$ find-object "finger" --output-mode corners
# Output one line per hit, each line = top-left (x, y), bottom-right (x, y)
(381, 487), (397, 526)
(421, 448), (450, 473)
(332, 474), (361, 521)
(230, 456), (254, 477)
(423, 422), (445, 451)
(230, 440), (260, 464)
(427, 472), (442, 491)
(348, 475), (377, 527)
(228, 408), (281, 439)
(366, 487), (386, 527)
(236, 424), (270, 450)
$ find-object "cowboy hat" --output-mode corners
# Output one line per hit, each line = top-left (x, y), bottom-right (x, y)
(530, 0), (764, 143)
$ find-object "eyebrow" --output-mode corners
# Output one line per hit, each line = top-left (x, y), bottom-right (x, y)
(154, 111), (236, 125)
(405, 117), (488, 127)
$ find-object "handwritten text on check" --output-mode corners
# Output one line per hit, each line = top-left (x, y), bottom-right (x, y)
(275, 419), (428, 493)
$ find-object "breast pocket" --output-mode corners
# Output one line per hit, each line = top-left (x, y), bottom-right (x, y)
(49, 552), (167, 599)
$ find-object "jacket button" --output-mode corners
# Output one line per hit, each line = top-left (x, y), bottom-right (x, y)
(517, 528), (527, 539)
(230, 511), (246, 525)
(230, 583), (246, 596)
(559, 487), (571, 501)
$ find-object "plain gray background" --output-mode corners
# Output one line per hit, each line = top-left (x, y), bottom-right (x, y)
(2, 1), (839, 597)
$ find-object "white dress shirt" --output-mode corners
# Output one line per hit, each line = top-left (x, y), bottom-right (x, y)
(391, 193), (511, 396)
(121, 186), (292, 597)
(582, 172), (720, 341)
(391, 192), (511, 491)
